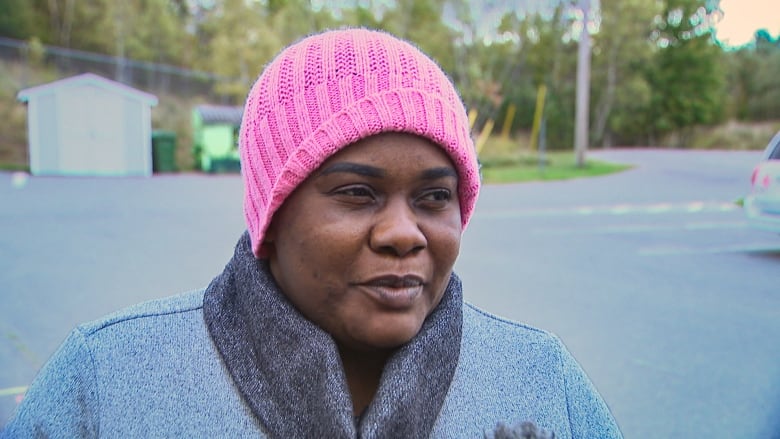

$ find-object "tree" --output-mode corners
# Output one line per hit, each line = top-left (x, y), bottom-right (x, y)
(590, 0), (660, 146)
(378, 0), (461, 75)
(193, 0), (276, 99)
(521, 6), (578, 149)
(124, 0), (192, 65)
(645, 0), (725, 146)
(192, 0), (338, 101)
(745, 31), (780, 120)
(43, 0), (78, 47)
(725, 30), (780, 121)
(0, 0), (37, 40)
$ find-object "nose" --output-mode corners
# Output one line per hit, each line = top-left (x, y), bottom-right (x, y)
(369, 198), (427, 257)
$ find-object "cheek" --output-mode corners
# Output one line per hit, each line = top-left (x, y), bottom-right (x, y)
(428, 221), (462, 271)
(286, 220), (366, 277)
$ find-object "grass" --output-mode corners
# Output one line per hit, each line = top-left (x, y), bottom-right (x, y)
(0, 162), (29, 172)
(477, 135), (633, 184)
(480, 153), (631, 183)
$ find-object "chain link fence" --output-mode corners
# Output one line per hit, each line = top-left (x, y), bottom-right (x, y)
(0, 36), (226, 99)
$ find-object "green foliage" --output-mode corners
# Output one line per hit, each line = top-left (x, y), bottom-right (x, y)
(591, 0), (660, 146)
(644, 0), (726, 145)
(191, 0), (343, 101)
(25, 37), (46, 66)
(123, 0), (191, 64)
(0, 0), (36, 39)
(378, 0), (460, 76)
(723, 30), (780, 121)
(478, 136), (632, 183)
(606, 75), (653, 144)
(195, 0), (277, 99)
(476, 5), (579, 149)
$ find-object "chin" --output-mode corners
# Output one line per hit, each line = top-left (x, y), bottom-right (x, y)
(360, 317), (425, 350)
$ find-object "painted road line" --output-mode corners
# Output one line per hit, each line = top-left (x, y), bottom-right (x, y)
(638, 242), (780, 256)
(0, 386), (27, 397)
(647, 203), (674, 214)
(480, 201), (741, 219)
(532, 223), (682, 235)
(611, 204), (633, 214)
(687, 201), (704, 212)
(531, 220), (748, 236)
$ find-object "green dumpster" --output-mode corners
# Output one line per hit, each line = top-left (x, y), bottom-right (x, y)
(151, 130), (177, 173)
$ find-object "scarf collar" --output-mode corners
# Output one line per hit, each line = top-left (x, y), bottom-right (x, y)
(203, 232), (462, 438)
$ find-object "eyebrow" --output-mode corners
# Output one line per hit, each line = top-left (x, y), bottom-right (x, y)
(318, 162), (385, 178)
(318, 162), (458, 181)
(420, 167), (458, 181)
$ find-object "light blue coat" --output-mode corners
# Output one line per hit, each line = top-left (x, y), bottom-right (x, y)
(2, 289), (621, 438)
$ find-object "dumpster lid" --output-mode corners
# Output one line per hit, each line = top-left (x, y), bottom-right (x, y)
(195, 104), (243, 125)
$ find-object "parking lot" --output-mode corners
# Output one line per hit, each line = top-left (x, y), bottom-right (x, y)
(2, 149), (779, 437)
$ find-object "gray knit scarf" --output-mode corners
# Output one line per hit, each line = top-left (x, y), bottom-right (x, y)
(203, 232), (462, 438)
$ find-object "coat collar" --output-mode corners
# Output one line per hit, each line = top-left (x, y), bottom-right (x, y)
(204, 232), (462, 438)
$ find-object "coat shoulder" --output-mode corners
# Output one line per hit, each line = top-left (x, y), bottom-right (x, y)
(77, 289), (205, 336)
(462, 301), (560, 347)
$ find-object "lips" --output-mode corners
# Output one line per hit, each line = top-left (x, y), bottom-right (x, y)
(358, 275), (425, 309)
(366, 275), (424, 288)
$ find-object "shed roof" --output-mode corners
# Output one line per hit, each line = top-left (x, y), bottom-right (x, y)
(195, 104), (243, 125)
(17, 72), (158, 105)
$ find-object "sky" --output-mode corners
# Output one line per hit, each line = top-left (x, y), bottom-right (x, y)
(462, 0), (780, 48)
(715, 0), (780, 47)
(318, 0), (778, 48)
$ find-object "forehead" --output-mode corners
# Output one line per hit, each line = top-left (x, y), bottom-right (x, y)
(320, 132), (456, 171)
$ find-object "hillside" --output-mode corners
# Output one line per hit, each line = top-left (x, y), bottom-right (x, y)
(2, 58), (779, 172)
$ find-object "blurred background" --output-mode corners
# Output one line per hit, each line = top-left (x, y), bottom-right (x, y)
(0, 0), (778, 173)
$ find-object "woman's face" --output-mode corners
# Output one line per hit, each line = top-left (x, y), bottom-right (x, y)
(266, 132), (462, 351)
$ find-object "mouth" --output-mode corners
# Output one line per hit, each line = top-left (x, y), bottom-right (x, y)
(357, 275), (425, 309)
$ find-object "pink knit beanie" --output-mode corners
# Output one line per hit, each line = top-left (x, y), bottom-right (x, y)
(240, 28), (480, 258)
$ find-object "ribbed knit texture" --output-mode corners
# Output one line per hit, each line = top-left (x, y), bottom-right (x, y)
(239, 28), (480, 257)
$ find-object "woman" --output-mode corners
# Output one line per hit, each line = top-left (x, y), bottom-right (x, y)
(2, 28), (621, 438)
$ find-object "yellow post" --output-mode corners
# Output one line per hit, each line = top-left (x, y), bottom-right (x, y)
(468, 108), (478, 131)
(501, 103), (516, 139)
(475, 119), (495, 154)
(529, 85), (547, 151)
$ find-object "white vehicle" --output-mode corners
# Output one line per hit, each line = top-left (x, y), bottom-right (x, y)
(745, 130), (780, 233)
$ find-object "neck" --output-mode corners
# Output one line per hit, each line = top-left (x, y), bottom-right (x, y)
(337, 343), (392, 415)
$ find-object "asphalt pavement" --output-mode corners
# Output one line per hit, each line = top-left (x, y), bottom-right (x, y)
(1, 149), (778, 437)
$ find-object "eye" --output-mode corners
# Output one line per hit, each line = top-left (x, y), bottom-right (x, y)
(331, 184), (377, 204)
(417, 188), (453, 208)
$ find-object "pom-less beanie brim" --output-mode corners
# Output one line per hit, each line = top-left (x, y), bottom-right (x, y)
(240, 28), (480, 258)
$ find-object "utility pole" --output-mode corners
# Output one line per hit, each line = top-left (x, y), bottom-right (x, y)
(574, 0), (591, 167)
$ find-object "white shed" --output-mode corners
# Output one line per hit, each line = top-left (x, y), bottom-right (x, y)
(17, 73), (158, 176)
